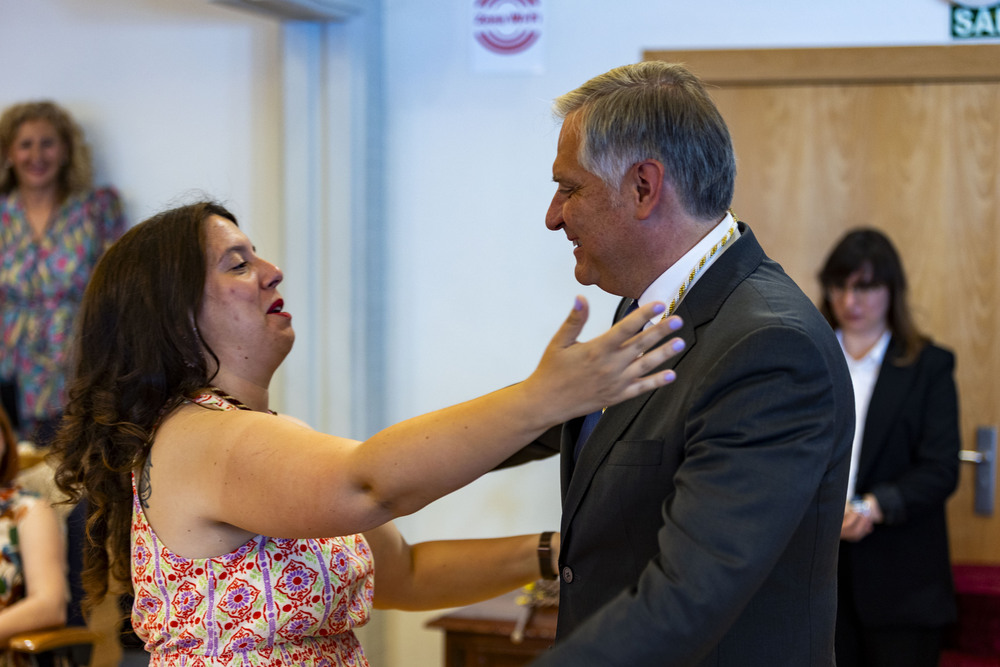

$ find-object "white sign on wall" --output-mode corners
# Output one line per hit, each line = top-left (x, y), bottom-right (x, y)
(470, 0), (545, 74)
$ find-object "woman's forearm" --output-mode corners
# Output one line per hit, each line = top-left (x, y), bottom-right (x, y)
(351, 383), (569, 518)
(348, 302), (681, 519)
(0, 595), (67, 642)
(368, 525), (560, 611)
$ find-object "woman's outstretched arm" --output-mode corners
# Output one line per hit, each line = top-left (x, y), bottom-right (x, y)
(150, 299), (683, 548)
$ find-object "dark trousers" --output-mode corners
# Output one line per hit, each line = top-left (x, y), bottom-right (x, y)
(837, 581), (944, 667)
(0, 379), (19, 431)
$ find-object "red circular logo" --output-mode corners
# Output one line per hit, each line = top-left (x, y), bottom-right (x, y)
(474, 0), (542, 55)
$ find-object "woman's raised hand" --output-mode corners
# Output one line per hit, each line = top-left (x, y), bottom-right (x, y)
(524, 296), (685, 423)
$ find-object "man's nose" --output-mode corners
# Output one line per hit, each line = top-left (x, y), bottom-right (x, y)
(545, 197), (564, 231)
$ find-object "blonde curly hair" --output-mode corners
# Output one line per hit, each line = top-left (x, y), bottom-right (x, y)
(0, 100), (94, 199)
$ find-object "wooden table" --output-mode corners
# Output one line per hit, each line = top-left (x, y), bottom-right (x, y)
(426, 591), (557, 667)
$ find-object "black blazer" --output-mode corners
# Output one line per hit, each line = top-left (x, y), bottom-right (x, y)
(524, 224), (855, 667)
(838, 338), (960, 628)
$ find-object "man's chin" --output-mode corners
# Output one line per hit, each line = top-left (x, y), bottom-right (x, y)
(573, 265), (598, 288)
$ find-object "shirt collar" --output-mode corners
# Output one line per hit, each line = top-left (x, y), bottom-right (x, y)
(637, 212), (739, 323)
(837, 328), (892, 368)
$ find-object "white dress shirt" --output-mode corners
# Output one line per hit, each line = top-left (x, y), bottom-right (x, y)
(839, 328), (892, 501)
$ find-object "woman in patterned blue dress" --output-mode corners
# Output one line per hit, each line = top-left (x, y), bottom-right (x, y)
(0, 101), (126, 445)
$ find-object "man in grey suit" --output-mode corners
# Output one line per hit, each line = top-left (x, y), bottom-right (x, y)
(522, 62), (855, 666)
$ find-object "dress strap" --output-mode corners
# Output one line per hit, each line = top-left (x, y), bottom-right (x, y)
(190, 387), (276, 415)
(189, 392), (240, 412)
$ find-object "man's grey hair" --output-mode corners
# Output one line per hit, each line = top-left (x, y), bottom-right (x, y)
(553, 61), (736, 221)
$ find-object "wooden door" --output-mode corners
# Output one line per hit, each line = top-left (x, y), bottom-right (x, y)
(644, 46), (1000, 563)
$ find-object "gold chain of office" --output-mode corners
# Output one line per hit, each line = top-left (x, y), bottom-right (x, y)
(665, 209), (740, 317)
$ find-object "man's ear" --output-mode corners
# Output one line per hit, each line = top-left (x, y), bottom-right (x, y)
(627, 159), (666, 220)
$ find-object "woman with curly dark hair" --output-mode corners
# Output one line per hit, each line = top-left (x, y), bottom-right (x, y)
(52, 200), (682, 667)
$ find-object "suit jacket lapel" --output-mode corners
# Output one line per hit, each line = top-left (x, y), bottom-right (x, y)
(560, 295), (663, 499)
(560, 222), (764, 527)
(561, 371), (670, 526)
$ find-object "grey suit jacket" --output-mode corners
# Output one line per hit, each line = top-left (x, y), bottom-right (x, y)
(527, 223), (854, 666)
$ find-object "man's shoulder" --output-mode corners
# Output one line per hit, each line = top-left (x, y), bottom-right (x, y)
(724, 257), (826, 331)
(692, 225), (811, 322)
(709, 257), (849, 375)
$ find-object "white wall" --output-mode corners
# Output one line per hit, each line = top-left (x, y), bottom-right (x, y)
(1, 0), (982, 665)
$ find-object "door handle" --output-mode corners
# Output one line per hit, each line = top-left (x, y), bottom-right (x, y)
(959, 426), (996, 516)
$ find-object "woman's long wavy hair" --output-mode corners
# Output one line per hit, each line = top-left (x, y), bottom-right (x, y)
(0, 100), (93, 199)
(818, 227), (927, 365)
(52, 201), (234, 614)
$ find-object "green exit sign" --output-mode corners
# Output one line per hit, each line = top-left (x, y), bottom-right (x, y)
(952, 3), (1000, 38)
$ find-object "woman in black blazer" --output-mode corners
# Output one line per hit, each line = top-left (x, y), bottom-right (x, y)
(818, 228), (960, 667)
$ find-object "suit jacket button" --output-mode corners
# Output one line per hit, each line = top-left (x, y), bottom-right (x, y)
(561, 566), (573, 583)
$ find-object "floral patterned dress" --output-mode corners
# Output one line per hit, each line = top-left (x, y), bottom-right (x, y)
(131, 396), (375, 667)
(0, 187), (126, 439)
(0, 485), (38, 608)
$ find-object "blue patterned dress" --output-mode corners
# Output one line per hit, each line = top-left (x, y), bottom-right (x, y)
(0, 187), (125, 439)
